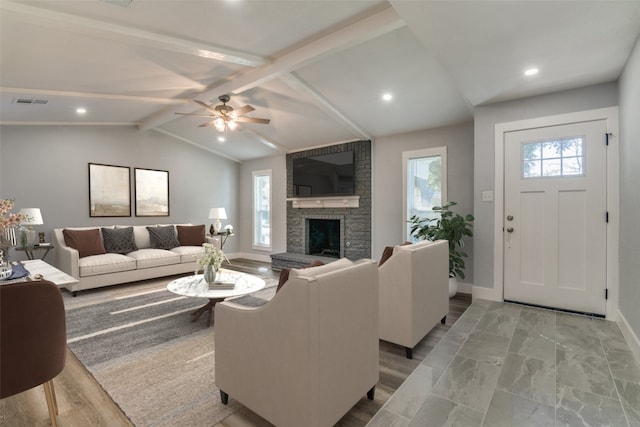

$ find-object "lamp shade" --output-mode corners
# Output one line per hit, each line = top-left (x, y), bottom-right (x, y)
(18, 208), (43, 225)
(208, 208), (227, 220)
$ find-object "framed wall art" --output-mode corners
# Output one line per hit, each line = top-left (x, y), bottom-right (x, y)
(135, 168), (169, 217)
(88, 163), (131, 217)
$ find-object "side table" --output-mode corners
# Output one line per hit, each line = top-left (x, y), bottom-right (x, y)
(15, 244), (54, 260)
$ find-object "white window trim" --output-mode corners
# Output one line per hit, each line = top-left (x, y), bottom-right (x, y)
(252, 169), (272, 251)
(402, 146), (447, 242)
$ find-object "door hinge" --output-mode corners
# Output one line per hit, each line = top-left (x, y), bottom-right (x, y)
(606, 132), (612, 146)
(606, 211), (609, 223)
(605, 288), (608, 300)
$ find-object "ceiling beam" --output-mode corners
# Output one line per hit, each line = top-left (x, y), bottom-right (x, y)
(1, 87), (186, 105)
(139, 6), (405, 131)
(0, 1), (266, 67)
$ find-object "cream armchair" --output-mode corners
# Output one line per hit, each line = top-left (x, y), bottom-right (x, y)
(378, 239), (449, 359)
(215, 258), (379, 427)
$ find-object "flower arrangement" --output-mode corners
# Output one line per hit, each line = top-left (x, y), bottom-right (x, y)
(1, 198), (28, 229)
(1, 199), (28, 258)
(195, 242), (224, 274)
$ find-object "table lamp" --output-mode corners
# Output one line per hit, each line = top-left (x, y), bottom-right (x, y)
(18, 208), (43, 246)
(208, 207), (227, 234)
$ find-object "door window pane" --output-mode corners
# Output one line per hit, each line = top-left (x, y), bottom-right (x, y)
(521, 136), (585, 178)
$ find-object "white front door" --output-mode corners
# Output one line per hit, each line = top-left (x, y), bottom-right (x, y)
(503, 119), (608, 315)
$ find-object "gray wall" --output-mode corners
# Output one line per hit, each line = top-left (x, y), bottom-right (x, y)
(0, 125), (240, 262)
(619, 35), (640, 340)
(238, 154), (287, 260)
(473, 82), (619, 289)
(373, 122), (475, 282)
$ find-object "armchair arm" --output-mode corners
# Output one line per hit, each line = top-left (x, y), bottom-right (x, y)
(52, 229), (79, 278)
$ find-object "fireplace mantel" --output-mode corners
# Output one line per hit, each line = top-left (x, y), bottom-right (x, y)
(287, 195), (360, 209)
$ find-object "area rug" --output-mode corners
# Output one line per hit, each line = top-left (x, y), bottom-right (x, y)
(65, 276), (276, 426)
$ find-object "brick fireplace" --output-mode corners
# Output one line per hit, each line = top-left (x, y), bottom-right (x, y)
(271, 140), (371, 270)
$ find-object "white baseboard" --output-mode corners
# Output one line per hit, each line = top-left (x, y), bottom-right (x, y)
(616, 308), (640, 365)
(228, 252), (272, 263)
(458, 281), (473, 295)
(472, 285), (501, 302)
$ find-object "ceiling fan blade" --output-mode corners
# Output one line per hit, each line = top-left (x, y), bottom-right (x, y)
(198, 120), (216, 127)
(232, 105), (255, 116)
(194, 100), (219, 114)
(235, 117), (270, 124)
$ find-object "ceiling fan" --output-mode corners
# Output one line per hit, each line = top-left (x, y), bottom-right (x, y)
(176, 95), (270, 133)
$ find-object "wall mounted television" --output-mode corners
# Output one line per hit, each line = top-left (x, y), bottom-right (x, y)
(292, 151), (355, 197)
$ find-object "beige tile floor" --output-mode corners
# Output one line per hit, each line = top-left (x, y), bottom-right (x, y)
(367, 299), (640, 427)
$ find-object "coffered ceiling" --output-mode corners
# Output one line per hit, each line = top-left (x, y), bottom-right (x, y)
(2, 0), (639, 162)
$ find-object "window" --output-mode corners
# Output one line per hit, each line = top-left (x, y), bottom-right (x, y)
(402, 147), (447, 241)
(522, 136), (585, 178)
(253, 170), (271, 250)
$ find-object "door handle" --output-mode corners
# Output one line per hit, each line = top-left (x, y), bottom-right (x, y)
(506, 227), (514, 233)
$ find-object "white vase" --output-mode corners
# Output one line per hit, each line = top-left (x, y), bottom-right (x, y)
(448, 276), (458, 298)
(203, 264), (217, 285)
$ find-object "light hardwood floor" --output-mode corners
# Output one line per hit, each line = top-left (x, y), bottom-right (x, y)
(0, 259), (470, 427)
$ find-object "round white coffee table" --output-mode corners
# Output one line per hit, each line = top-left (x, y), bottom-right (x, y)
(167, 268), (265, 327)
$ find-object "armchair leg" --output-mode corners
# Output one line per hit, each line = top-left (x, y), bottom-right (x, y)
(220, 390), (229, 405)
(367, 386), (375, 400)
(43, 380), (59, 427)
(441, 315), (447, 324)
(405, 347), (413, 359)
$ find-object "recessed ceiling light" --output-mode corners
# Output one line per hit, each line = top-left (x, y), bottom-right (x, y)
(524, 68), (539, 76)
(76, 107), (87, 114)
(382, 93), (393, 101)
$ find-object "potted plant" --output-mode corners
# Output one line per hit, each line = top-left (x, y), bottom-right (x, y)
(408, 201), (474, 297)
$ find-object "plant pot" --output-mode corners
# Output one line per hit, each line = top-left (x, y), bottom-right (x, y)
(448, 276), (457, 298)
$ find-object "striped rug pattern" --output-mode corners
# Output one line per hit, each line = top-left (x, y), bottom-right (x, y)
(65, 276), (276, 426)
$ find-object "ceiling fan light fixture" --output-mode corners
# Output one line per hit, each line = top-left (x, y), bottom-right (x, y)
(227, 120), (238, 131)
(214, 118), (226, 132)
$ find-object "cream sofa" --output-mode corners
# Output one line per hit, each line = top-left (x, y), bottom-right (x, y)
(215, 258), (379, 427)
(378, 239), (449, 359)
(52, 224), (210, 296)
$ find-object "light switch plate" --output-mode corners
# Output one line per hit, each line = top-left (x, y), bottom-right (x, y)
(482, 191), (494, 202)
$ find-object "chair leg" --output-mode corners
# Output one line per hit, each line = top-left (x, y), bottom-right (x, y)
(43, 380), (58, 427)
(441, 315), (447, 324)
(405, 347), (413, 359)
(367, 386), (375, 400)
(220, 390), (229, 405)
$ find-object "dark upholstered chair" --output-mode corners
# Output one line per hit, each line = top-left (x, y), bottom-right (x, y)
(1, 280), (67, 427)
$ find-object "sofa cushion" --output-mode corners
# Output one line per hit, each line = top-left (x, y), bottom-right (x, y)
(170, 246), (205, 263)
(176, 225), (206, 246)
(127, 249), (181, 269)
(123, 225), (152, 249)
(277, 260), (325, 293)
(63, 228), (106, 258)
(146, 225), (180, 250)
(101, 227), (138, 254)
(289, 257), (354, 279)
(78, 253), (136, 277)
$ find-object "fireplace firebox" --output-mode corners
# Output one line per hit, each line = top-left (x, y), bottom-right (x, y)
(306, 219), (341, 258)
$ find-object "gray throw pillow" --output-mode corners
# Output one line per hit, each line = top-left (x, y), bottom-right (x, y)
(147, 225), (180, 250)
(101, 227), (138, 254)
